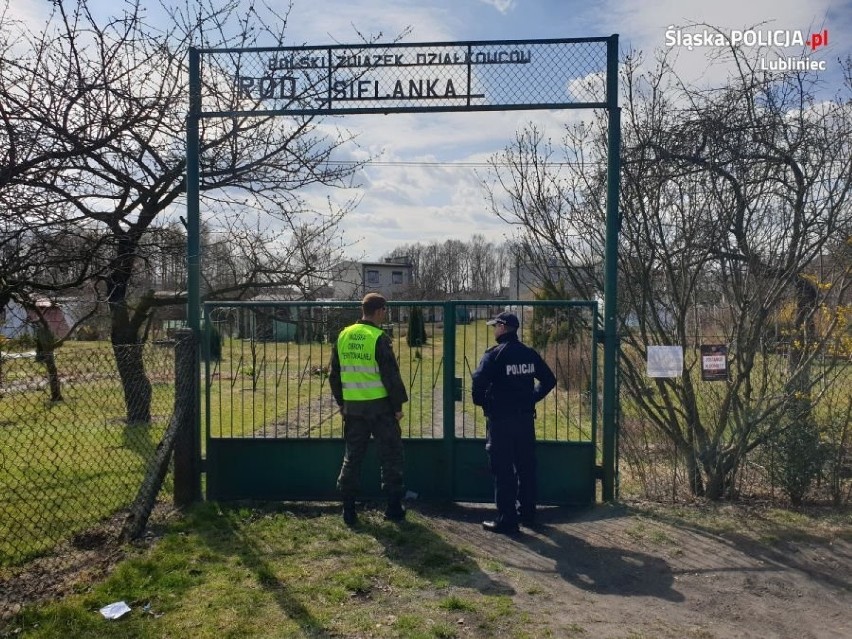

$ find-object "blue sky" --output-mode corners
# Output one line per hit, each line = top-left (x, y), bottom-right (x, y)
(301, 0), (850, 260)
(11, 0), (852, 261)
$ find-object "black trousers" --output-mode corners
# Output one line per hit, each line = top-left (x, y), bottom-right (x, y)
(485, 415), (537, 525)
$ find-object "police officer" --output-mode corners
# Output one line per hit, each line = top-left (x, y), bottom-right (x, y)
(472, 311), (556, 534)
(330, 293), (408, 526)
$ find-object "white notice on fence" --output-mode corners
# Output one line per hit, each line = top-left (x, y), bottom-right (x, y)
(646, 346), (683, 378)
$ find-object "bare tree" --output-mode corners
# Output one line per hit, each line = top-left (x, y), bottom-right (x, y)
(0, 2), (115, 314)
(4, 0), (366, 422)
(484, 47), (852, 499)
(467, 234), (501, 297)
(386, 235), (505, 298)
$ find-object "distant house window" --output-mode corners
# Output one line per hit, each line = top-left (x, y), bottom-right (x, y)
(366, 269), (380, 285)
(392, 271), (403, 285)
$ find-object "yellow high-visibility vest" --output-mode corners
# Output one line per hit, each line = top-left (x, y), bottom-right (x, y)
(337, 323), (389, 401)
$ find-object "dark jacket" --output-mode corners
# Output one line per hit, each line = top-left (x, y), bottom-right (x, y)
(329, 319), (408, 416)
(471, 331), (556, 418)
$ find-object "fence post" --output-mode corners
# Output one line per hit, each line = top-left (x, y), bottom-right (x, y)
(602, 33), (622, 502)
(173, 329), (201, 505)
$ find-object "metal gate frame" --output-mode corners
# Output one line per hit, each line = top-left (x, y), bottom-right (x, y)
(204, 300), (599, 505)
(187, 36), (622, 501)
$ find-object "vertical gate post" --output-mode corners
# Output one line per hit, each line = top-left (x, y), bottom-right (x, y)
(442, 301), (457, 501)
(602, 33), (621, 502)
(187, 47), (201, 335)
(173, 329), (201, 505)
(185, 47), (203, 503)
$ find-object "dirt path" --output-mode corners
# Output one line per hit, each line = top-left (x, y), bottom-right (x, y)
(422, 502), (851, 639)
(3, 500), (848, 637)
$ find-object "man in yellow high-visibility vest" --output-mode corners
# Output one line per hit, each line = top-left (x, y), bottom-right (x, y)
(330, 293), (408, 526)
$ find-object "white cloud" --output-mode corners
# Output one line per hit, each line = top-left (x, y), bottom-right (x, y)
(11, 0), (850, 262)
(285, 0), (460, 44)
(308, 107), (589, 259)
(477, 0), (517, 15)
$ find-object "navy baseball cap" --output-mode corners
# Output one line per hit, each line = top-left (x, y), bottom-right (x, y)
(486, 311), (519, 328)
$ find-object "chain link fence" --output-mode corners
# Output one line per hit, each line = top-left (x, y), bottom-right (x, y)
(617, 333), (852, 506)
(0, 339), (181, 612)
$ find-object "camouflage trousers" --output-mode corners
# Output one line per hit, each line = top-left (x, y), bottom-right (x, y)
(337, 412), (404, 499)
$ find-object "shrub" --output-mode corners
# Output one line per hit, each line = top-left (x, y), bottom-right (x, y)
(530, 281), (586, 350)
(407, 307), (428, 347)
(541, 335), (592, 393)
(205, 325), (222, 362)
(768, 398), (826, 506)
(816, 391), (852, 507)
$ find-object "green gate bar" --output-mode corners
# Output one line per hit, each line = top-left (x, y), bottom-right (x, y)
(442, 300), (456, 501)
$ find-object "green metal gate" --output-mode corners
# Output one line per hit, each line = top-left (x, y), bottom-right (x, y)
(204, 300), (599, 505)
(188, 36), (622, 501)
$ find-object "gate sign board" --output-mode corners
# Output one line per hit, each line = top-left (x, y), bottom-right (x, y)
(197, 38), (609, 117)
(700, 344), (729, 381)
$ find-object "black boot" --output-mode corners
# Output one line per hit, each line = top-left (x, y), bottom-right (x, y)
(518, 508), (536, 528)
(342, 499), (357, 526)
(482, 519), (519, 534)
(384, 497), (406, 522)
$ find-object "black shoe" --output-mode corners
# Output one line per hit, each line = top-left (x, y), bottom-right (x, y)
(519, 518), (537, 528)
(482, 520), (519, 534)
(384, 499), (406, 522)
(342, 500), (357, 527)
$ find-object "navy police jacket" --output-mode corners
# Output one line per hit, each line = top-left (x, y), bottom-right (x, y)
(471, 331), (556, 418)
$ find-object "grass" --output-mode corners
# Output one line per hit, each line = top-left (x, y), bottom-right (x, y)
(3, 495), (850, 638)
(0, 341), (166, 380)
(3, 502), (534, 638)
(0, 347), (175, 565)
(0, 319), (596, 568)
(630, 500), (852, 545)
(0, 392), (173, 563)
